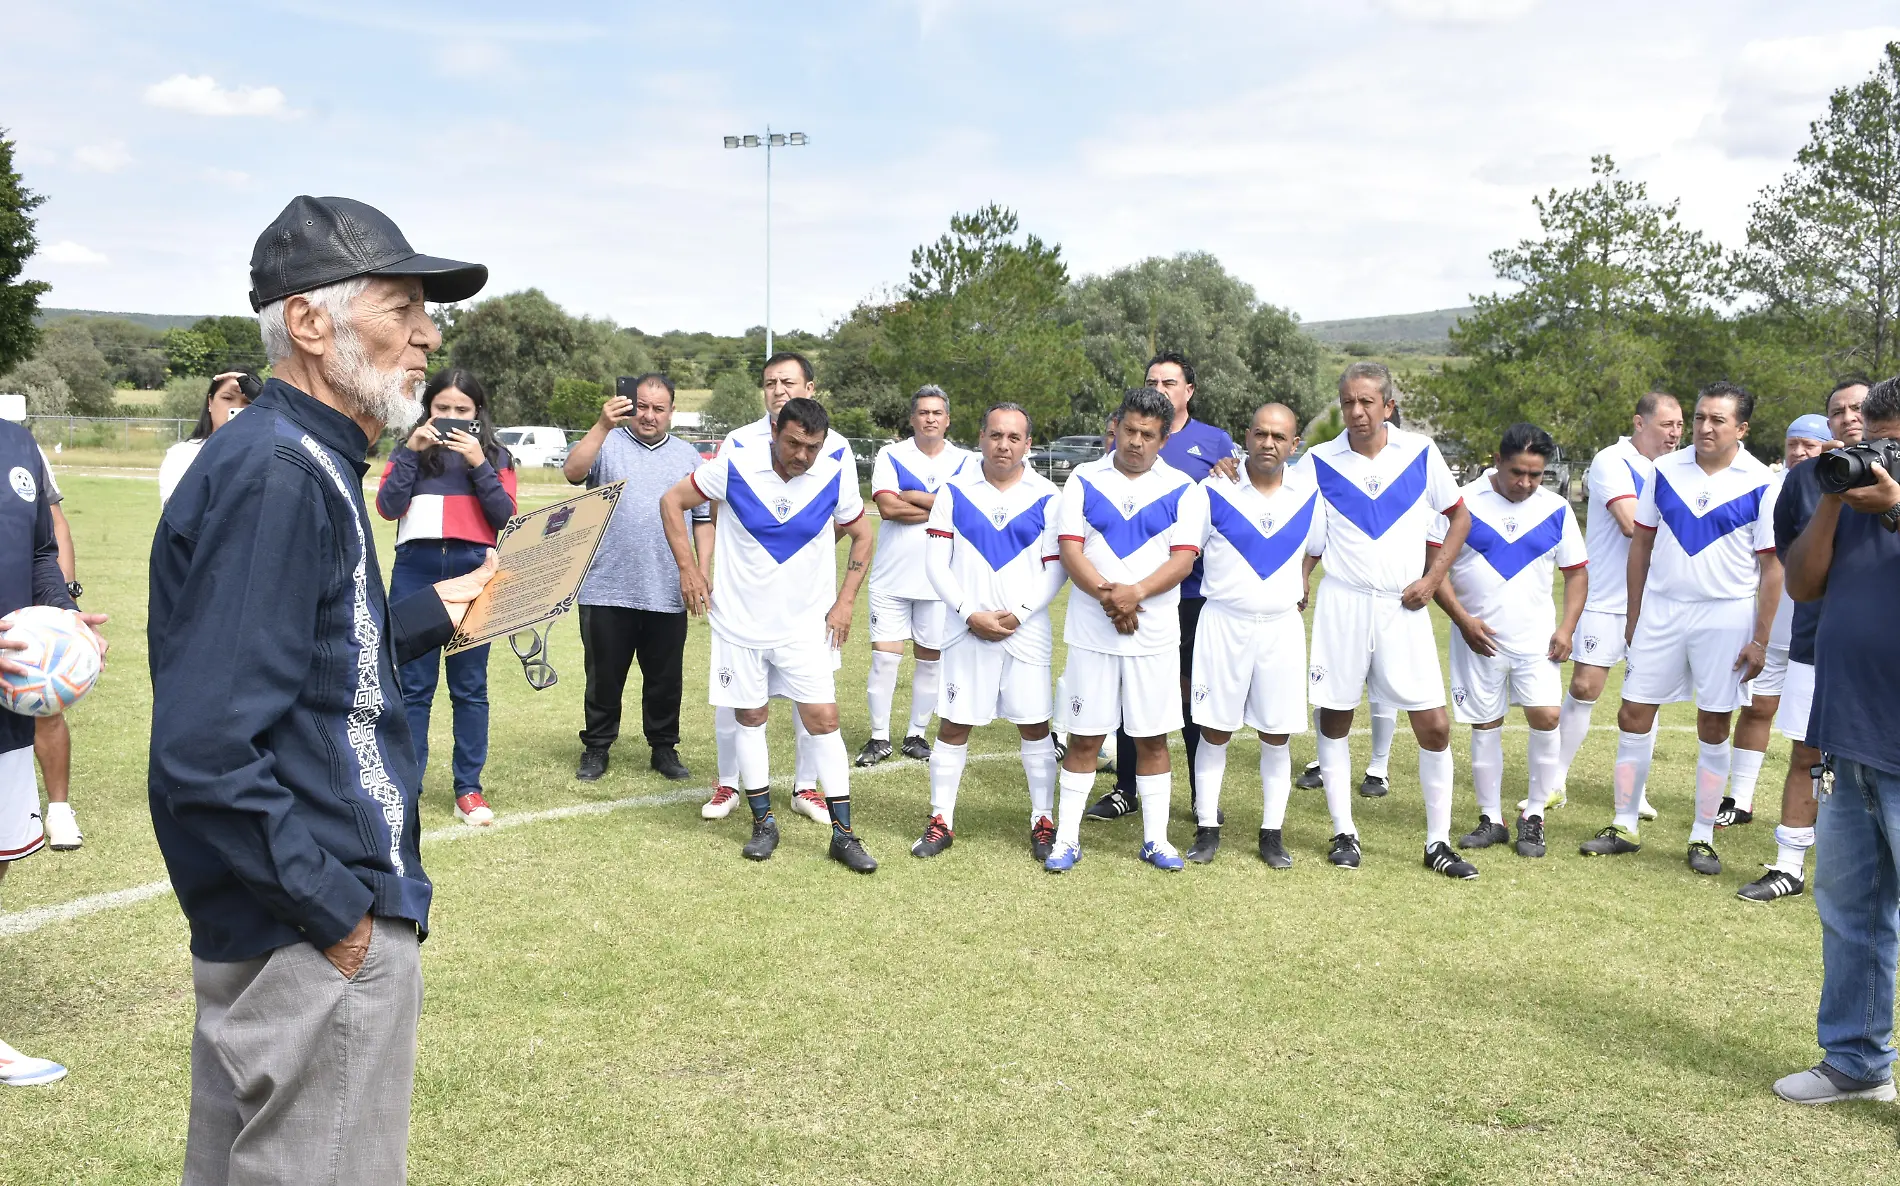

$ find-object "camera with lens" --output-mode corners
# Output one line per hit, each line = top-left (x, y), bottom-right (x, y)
(1815, 437), (1900, 494)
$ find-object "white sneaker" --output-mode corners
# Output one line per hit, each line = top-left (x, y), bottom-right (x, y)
(44, 802), (81, 851)
(701, 786), (741, 820)
(789, 789), (830, 823)
(1638, 795), (1659, 821)
(0, 1052), (68, 1086)
(1518, 783), (1566, 814)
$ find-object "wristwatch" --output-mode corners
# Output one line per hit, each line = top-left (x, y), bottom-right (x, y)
(66, 580), (83, 602)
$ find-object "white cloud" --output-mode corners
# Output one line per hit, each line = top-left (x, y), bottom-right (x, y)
(40, 240), (108, 265)
(1698, 27), (1900, 159)
(72, 140), (130, 172)
(142, 74), (288, 117)
(1376, 0), (1538, 25)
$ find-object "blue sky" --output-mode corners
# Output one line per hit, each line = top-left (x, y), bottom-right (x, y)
(5, 1), (1898, 334)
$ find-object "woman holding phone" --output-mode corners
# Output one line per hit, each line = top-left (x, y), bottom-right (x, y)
(158, 371), (259, 506)
(377, 367), (518, 826)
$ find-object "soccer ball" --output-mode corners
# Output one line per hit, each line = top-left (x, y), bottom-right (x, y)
(0, 605), (102, 718)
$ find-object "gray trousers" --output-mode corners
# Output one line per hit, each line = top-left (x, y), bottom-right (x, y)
(182, 918), (422, 1186)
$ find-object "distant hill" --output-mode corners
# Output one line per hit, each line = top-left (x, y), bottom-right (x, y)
(1302, 306), (1471, 349)
(34, 308), (209, 331)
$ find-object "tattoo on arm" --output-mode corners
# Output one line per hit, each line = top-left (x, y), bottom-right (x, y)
(847, 559), (865, 571)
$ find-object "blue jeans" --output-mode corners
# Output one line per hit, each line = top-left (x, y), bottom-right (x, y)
(389, 540), (492, 797)
(1814, 756), (1900, 1084)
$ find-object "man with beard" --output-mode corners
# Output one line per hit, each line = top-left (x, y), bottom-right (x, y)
(149, 196), (496, 1184)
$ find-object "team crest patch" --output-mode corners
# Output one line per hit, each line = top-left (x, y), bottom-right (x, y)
(1695, 490), (1711, 511)
(8, 466), (33, 502)
(773, 497), (793, 519)
(1503, 517), (1518, 535)
(1452, 688), (1468, 707)
(1120, 497), (1136, 515)
(869, 612), (880, 628)
(1069, 694), (1083, 716)
(1365, 476), (1382, 494)
(991, 507), (1008, 527)
(945, 683), (959, 704)
(1581, 635), (1598, 654)
(1258, 514), (1275, 534)
(717, 667), (735, 688)
(1191, 684), (1209, 704)
(1309, 665), (1326, 685)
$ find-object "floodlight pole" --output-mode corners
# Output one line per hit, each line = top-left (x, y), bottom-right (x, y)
(722, 127), (808, 360)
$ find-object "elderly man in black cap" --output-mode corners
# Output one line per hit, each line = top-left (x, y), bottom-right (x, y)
(148, 196), (494, 1185)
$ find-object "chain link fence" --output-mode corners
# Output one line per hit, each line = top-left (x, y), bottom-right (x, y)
(26, 416), (197, 455)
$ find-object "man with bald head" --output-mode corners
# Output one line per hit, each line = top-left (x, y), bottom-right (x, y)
(1176, 404), (1324, 866)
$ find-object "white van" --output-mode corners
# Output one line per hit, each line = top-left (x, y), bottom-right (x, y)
(496, 426), (569, 469)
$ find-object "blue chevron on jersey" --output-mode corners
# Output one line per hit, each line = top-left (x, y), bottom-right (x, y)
(723, 464), (841, 564)
(887, 453), (931, 492)
(1311, 447), (1430, 539)
(1653, 473), (1765, 556)
(829, 446), (846, 461)
(949, 484), (1050, 570)
(1625, 459), (1646, 497)
(1465, 504), (1568, 580)
(1080, 478), (1186, 559)
(1207, 486), (1317, 579)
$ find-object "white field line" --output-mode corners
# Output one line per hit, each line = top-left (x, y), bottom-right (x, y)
(0, 752), (1011, 939)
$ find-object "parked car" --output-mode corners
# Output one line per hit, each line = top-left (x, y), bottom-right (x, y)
(847, 437), (887, 482)
(496, 425), (569, 469)
(1027, 442), (1095, 480)
(1541, 446), (1572, 499)
(690, 439), (720, 459)
(1048, 434), (1106, 463)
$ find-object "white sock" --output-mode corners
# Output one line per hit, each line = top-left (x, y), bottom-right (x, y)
(809, 727), (852, 800)
(793, 709), (817, 791)
(1526, 726), (1560, 817)
(1612, 729), (1656, 832)
(1470, 727), (1504, 822)
(1773, 824), (1815, 878)
(1261, 741), (1292, 830)
(1193, 741), (1228, 828)
(716, 706), (739, 787)
(1420, 745), (1453, 848)
(1136, 772), (1172, 849)
(1691, 738), (1729, 846)
(1316, 730), (1356, 837)
(928, 739), (967, 830)
(1556, 692), (1594, 783)
(1368, 705), (1396, 779)
(735, 722), (771, 790)
(1022, 735), (1058, 823)
(1056, 768), (1094, 849)
(867, 650), (899, 741)
(1636, 722), (1659, 817)
(907, 659), (940, 735)
(1729, 746), (1766, 813)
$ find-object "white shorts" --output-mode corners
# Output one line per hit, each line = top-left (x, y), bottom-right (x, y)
(1060, 647), (1183, 738)
(709, 633), (841, 710)
(1776, 659), (1815, 744)
(1447, 635), (1562, 724)
(1622, 595), (1752, 713)
(1572, 609), (1628, 668)
(939, 638), (1051, 727)
(1308, 578), (1445, 713)
(0, 746), (44, 864)
(1189, 605), (1308, 736)
(869, 591), (949, 649)
(1750, 644), (1789, 698)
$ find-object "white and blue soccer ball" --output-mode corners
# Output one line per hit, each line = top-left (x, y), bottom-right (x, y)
(0, 605), (102, 717)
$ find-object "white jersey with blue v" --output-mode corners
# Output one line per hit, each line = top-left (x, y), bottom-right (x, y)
(925, 465), (1063, 664)
(1184, 467), (1326, 617)
(1633, 446), (1777, 602)
(1306, 426), (1464, 593)
(870, 437), (972, 601)
(1432, 476), (1587, 655)
(1056, 454), (1205, 656)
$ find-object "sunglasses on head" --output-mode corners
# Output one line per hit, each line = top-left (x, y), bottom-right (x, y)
(509, 624), (558, 691)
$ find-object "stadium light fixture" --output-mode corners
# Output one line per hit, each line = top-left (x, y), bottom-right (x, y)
(721, 125), (809, 358)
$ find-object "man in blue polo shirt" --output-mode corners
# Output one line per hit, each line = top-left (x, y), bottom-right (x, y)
(1084, 351), (1238, 822)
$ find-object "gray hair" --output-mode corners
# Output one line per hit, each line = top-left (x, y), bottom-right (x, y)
(1338, 361), (1397, 404)
(258, 276), (370, 365)
(910, 384), (949, 413)
(981, 401), (1029, 434)
(1116, 386), (1174, 432)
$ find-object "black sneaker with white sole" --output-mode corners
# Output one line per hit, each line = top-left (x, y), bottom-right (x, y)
(742, 817), (780, 861)
(1258, 828), (1292, 869)
(1738, 867), (1804, 902)
(1425, 841), (1479, 880)
(854, 738), (893, 767)
(1579, 825), (1640, 856)
(1686, 841), (1722, 876)
(1715, 796), (1754, 828)
(1515, 813), (1546, 858)
(1328, 832), (1361, 868)
(1458, 815), (1510, 849)
(1084, 788), (1137, 821)
(830, 833), (879, 873)
(1296, 762), (1324, 790)
(1185, 826), (1221, 864)
(910, 815), (953, 858)
(901, 734), (933, 761)
(1358, 773), (1390, 798)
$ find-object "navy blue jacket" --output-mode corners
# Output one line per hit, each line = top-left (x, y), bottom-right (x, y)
(148, 380), (453, 961)
(1, 422), (79, 755)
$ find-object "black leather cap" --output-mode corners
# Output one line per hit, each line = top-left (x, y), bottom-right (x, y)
(248, 195), (488, 311)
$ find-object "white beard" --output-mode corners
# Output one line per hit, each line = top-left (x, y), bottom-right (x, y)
(325, 318), (424, 430)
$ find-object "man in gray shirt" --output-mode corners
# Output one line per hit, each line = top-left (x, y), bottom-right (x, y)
(564, 373), (712, 782)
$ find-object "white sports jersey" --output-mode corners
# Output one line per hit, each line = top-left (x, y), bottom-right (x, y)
(870, 437), (972, 601)
(1634, 446), (1776, 602)
(1582, 436), (1654, 614)
(1431, 477), (1586, 654)
(716, 415), (852, 466)
(1306, 427), (1463, 594)
(1056, 455), (1205, 656)
(691, 441), (865, 649)
(1183, 467), (1326, 617)
(925, 465), (1064, 663)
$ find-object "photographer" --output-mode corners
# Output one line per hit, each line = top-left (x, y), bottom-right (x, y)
(1775, 375), (1900, 1105)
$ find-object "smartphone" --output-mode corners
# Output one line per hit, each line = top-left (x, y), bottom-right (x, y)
(615, 376), (639, 400)
(227, 406), (243, 421)
(236, 374), (263, 400)
(431, 417), (477, 438)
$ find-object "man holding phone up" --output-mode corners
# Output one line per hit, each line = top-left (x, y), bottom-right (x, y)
(565, 374), (713, 782)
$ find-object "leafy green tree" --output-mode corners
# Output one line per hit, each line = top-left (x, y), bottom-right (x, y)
(822, 301), (907, 435)
(162, 374), (212, 420)
(1067, 252), (1321, 439)
(0, 130), (50, 374)
(1416, 155), (1733, 456)
(547, 377), (609, 430)
(702, 370), (761, 434)
(163, 328), (218, 378)
(0, 357), (71, 415)
(1741, 41), (1900, 375)
(78, 317), (167, 388)
(36, 318), (115, 415)
(873, 205), (1090, 441)
(191, 315), (267, 373)
(447, 289), (651, 424)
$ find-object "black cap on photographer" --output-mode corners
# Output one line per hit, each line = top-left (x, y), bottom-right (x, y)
(247, 195), (488, 311)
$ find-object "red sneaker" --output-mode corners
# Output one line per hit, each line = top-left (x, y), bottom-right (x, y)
(454, 792), (495, 827)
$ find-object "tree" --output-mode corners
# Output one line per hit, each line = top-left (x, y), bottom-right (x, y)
(163, 328), (219, 378)
(0, 129), (50, 374)
(1741, 41), (1900, 375)
(1066, 252), (1320, 439)
(873, 205), (1090, 441)
(36, 318), (115, 415)
(1416, 155), (1733, 455)
(78, 317), (167, 388)
(0, 358), (71, 416)
(191, 315), (267, 374)
(547, 377), (609, 431)
(447, 289), (651, 424)
(701, 370), (761, 434)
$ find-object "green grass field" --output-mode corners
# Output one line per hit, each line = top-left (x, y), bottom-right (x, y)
(1, 473), (1896, 1184)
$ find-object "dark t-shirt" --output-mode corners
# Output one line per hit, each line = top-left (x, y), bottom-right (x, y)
(1773, 458), (1824, 664)
(1158, 417), (1236, 599)
(1806, 500), (1900, 771)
